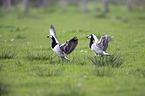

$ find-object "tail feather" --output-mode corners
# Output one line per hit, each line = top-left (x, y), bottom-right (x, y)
(103, 51), (110, 56)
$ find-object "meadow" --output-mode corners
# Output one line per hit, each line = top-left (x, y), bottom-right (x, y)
(0, 2), (145, 96)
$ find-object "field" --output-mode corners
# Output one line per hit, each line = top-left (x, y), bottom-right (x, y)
(0, 2), (145, 96)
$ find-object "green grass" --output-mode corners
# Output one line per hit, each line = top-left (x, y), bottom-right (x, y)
(0, 2), (145, 96)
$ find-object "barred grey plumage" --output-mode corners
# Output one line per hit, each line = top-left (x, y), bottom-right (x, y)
(86, 34), (110, 56)
(47, 25), (78, 60)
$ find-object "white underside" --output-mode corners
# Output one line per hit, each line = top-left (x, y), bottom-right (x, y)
(91, 44), (103, 55)
(52, 44), (68, 60)
(91, 43), (109, 56)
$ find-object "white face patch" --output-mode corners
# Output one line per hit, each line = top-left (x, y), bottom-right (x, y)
(48, 35), (53, 38)
(87, 35), (91, 38)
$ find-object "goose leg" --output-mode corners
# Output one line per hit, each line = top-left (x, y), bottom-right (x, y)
(95, 53), (100, 57)
(103, 51), (110, 56)
(59, 58), (62, 63)
(95, 54), (97, 57)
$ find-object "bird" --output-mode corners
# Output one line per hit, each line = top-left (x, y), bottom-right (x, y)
(47, 25), (78, 60)
(86, 34), (110, 56)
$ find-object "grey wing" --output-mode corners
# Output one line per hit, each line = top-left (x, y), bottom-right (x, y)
(50, 25), (56, 37)
(102, 35), (110, 51)
(60, 36), (78, 55)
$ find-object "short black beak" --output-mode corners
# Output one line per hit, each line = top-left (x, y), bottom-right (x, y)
(47, 36), (49, 38)
(86, 36), (89, 38)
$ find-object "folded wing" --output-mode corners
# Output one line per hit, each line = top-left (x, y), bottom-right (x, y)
(60, 36), (78, 55)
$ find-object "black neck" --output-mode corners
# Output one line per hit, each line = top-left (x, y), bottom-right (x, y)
(51, 36), (57, 48)
(89, 37), (94, 48)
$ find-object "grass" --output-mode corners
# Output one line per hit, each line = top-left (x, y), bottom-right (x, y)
(0, 49), (17, 60)
(88, 53), (125, 68)
(0, 2), (145, 96)
(24, 51), (54, 62)
(0, 82), (8, 96)
(90, 65), (114, 77)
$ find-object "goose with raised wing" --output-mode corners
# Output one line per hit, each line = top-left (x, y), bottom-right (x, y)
(86, 34), (110, 56)
(47, 25), (78, 60)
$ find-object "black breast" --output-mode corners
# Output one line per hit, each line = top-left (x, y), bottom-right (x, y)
(51, 37), (58, 48)
(89, 37), (94, 49)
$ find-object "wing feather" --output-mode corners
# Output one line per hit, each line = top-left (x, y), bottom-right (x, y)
(49, 25), (59, 43)
(50, 25), (56, 37)
(102, 35), (110, 51)
(60, 36), (78, 55)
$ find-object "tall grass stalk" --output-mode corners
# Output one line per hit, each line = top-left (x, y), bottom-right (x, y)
(24, 51), (54, 63)
(91, 66), (114, 77)
(35, 66), (63, 77)
(88, 53), (125, 68)
(0, 50), (17, 59)
(0, 82), (8, 96)
(70, 55), (88, 65)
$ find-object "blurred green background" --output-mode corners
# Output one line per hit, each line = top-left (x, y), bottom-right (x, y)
(0, 0), (145, 96)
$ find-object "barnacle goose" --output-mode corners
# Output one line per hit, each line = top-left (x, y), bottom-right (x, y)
(86, 34), (110, 56)
(47, 25), (78, 60)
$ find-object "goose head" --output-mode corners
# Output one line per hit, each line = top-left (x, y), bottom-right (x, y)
(87, 34), (99, 43)
(47, 35), (53, 39)
(47, 35), (56, 42)
(47, 34), (59, 44)
(86, 34), (95, 40)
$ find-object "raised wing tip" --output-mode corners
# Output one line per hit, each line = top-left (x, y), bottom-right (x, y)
(72, 36), (78, 41)
(50, 25), (54, 29)
(107, 35), (110, 38)
(49, 24), (56, 36)
(103, 35), (110, 37)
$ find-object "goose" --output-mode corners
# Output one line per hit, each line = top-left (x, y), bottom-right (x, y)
(47, 25), (78, 60)
(86, 34), (110, 56)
